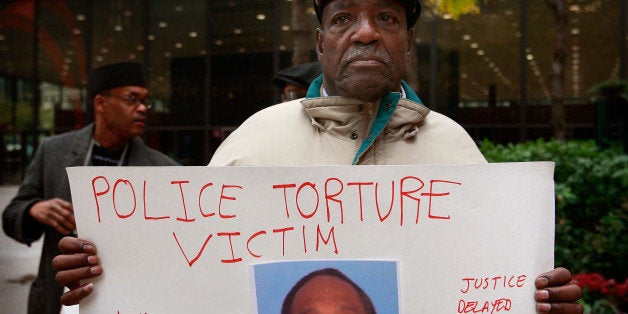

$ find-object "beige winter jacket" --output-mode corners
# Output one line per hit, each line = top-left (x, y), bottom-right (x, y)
(209, 92), (486, 166)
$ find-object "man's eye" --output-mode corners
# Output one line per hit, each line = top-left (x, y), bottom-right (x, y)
(333, 14), (351, 25)
(380, 13), (397, 24)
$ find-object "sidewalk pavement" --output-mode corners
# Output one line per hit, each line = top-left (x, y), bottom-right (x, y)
(0, 185), (41, 314)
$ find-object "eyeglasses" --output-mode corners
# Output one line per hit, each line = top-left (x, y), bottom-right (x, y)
(102, 94), (152, 110)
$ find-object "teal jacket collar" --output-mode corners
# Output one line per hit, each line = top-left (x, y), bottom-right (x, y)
(305, 75), (423, 164)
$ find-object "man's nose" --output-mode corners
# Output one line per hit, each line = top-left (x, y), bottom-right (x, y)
(135, 103), (149, 114)
(351, 17), (381, 44)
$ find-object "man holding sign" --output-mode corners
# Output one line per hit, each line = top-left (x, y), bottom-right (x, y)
(53, 0), (582, 312)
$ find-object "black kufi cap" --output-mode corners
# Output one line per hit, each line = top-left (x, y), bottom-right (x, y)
(87, 62), (148, 98)
(272, 62), (322, 89)
(313, 0), (421, 29)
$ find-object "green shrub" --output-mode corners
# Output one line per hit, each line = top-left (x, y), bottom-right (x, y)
(479, 139), (628, 281)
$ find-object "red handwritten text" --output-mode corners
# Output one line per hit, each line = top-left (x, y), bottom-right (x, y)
(458, 298), (512, 313)
(272, 176), (461, 226)
(90, 176), (242, 223)
(170, 223), (337, 266)
(460, 275), (527, 293)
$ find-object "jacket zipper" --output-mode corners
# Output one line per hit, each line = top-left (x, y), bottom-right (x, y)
(362, 102), (374, 140)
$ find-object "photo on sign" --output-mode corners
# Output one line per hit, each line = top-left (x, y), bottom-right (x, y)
(252, 260), (399, 313)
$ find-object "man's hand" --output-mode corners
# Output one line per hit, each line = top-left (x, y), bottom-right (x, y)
(535, 267), (583, 313)
(29, 198), (75, 234)
(53, 236), (102, 305)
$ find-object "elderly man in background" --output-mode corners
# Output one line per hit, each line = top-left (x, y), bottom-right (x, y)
(273, 62), (322, 102)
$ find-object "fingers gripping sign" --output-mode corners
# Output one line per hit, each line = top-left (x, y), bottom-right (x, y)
(53, 237), (102, 305)
(535, 267), (583, 313)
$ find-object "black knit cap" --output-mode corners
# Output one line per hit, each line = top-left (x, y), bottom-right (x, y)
(272, 62), (322, 89)
(87, 62), (148, 98)
(313, 0), (422, 29)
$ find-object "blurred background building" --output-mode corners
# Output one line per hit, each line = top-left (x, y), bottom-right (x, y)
(0, 0), (626, 184)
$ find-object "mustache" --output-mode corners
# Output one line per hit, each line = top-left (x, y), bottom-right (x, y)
(344, 45), (391, 64)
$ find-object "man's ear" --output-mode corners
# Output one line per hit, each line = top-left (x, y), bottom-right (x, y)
(315, 28), (324, 57)
(406, 28), (414, 56)
(93, 95), (105, 113)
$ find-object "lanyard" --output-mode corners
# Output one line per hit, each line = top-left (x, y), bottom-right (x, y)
(83, 138), (129, 166)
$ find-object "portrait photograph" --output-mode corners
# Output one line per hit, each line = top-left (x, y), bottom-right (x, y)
(252, 260), (399, 314)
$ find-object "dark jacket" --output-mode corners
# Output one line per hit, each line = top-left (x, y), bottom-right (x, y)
(2, 124), (178, 314)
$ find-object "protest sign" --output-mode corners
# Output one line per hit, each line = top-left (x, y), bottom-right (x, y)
(67, 162), (555, 313)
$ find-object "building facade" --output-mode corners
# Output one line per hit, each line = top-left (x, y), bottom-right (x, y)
(0, 0), (626, 183)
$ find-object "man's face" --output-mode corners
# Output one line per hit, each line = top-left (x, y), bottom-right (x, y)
(96, 86), (150, 141)
(290, 275), (368, 314)
(316, 0), (412, 103)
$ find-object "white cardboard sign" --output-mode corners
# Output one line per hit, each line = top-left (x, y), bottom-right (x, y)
(67, 162), (555, 313)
